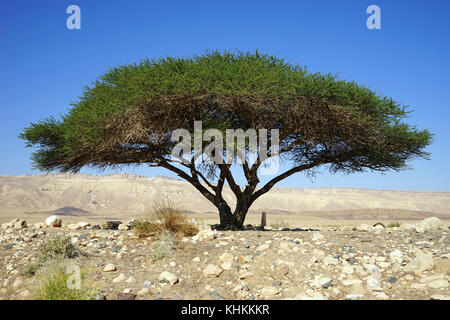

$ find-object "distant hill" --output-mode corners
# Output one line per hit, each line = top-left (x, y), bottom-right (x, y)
(0, 173), (449, 220)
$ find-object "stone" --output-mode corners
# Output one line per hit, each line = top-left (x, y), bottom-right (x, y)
(68, 223), (81, 230)
(404, 253), (435, 275)
(77, 222), (91, 229)
(95, 292), (106, 300)
(342, 265), (354, 275)
(102, 221), (122, 230)
(312, 232), (324, 241)
(118, 224), (129, 231)
(137, 287), (150, 295)
(389, 250), (403, 264)
(219, 252), (234, 263)
(256, 243), (270, 252)
(311, 277), (333, 288)
(428, 279), (449, 289)
(117, 292), (136, 300)
(103, 263), (116, 272)
(113, 273), (127, 283)
(203, 264), (223, 277)
(346, 293), (364, 300)
(417, 217), (444, 232)
(127, 218), (137, 227)
(192, 257), (201, 262)
(192, 228), (217, 241)
(356, 224), (373, 232)
(12, 219), (27, 229)
(430, 294), (450, 300)
(261, 286), (279, 297)
(221, 261), (234, 271)
(323, 256), (338, 265)
(12, 279), (23, 288)
(158, 271), (179, 285)
(45, 215), (62, 227)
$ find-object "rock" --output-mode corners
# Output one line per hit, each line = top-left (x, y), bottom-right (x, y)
(404, 252), (435, 275)
(203, 264), (223, 277)
(261, 286), (279, 297)
(45, 215), (62, 227)
(117, 292), (136, 300)
(126, 276), (136, 283)
(430, 294), (450, 300)
(127, 218), (137, 227)
(102, 221), (122, 230)
(137, 288), (150, 295)
(356, 224), (373, 232)
(192, 257), (201, 262)
(312, 232), (324, 241)
(103, 263), (116, 272)
(158, 271), (179, 285)
(342, 265), (354, 275)
(113, 273), (127, 283)
(118, 224), (129, 231)
(388, 277), (398, 284)
(95, 292), (106, 300)
(416, 217), (444, 232)
(374, 292), (389, 299)
(13, 279), (23, 288)
(12, 219), (27, 229)
(218, 252), (234, 263)
(68, 223), (81, 230)
(428, 280), (449, 289)
(345, 293), (364, 300)
(311, 277), (333, 288)
(77, 222), (91, 229)
(221, 261), (234, 271)
(296, 293), (326, 300)
(389, 250), (404, 264)
(192, 228), (217, 241)
(256, 244), (270, 252)
(322, 256), (338, 265)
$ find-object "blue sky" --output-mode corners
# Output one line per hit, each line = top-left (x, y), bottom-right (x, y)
(1, 0), (449, 191)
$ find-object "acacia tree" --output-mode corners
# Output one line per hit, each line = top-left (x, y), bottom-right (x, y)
(20, 51), (432, 230)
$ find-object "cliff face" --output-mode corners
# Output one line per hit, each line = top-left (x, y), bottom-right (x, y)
(0, 173), (449, 218)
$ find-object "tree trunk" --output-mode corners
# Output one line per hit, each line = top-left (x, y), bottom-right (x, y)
(213, 197), (250, 230)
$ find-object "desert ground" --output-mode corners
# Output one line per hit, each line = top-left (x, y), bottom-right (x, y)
(0, 174), (449, 300)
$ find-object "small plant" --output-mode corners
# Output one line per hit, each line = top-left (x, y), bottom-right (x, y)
(21, 236), (81, 278)
(150, 230), (176, 261)
(271, 219), (291, 230)
(388, 222), (401, 228)
(33, 262), (97, 300)
(21, 261), (42, 278)
(38, 236), (81, 260)
(134, 200), (199, 238)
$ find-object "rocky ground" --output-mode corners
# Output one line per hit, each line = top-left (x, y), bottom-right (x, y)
(0, 216), (449, 300)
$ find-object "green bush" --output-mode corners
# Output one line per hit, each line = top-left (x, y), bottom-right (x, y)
(33, 263), (97, 300)
(21, 236), (81, 278)
(388, 222), (401, 228)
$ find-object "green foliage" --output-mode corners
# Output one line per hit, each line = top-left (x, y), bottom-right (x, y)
(33, 262), (97, 300)
(38, 236), (81, 260)
(21, 236), (81, 278)
(20, 50), (432, 174)
(150, 230), (177, 261)
(388, 222), (401, 228)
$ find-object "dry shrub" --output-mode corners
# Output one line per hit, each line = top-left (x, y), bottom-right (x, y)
(134, 200), (198, 238)
(271, 219), (291, 230)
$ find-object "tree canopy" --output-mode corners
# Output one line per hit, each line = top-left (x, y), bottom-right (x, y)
(20, 50), (433, 229)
